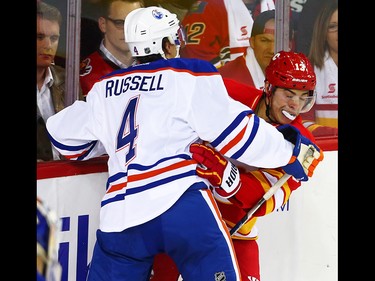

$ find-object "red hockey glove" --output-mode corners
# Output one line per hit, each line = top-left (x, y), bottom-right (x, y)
(190, 143), (241, 198)
(277, 124), (324, 181)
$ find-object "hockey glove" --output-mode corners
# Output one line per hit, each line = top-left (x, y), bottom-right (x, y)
(190, 143), (241, 198)
(277, 124), (324, 181)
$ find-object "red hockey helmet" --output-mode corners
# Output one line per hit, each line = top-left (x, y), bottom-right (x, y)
(265, 51), (316, 91)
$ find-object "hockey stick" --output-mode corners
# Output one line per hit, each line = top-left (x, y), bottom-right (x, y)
(229, 173), (291, 236)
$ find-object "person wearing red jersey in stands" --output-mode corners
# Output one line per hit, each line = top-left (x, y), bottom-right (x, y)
(79, 0), (144, 97)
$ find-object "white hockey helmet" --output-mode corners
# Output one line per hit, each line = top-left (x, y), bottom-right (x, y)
(124, 6), (184, 58)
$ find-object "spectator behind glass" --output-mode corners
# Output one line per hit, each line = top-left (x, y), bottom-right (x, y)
(180, 0), (253, 68)
(300, 0), (338, 137)
(80, 0), (103, 59)
(37, 2), (67, 161)
(79, 0), (144, 97)
(219, 9), (275, 90)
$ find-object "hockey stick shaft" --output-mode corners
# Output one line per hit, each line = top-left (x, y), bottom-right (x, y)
(229, 173), (291, 236)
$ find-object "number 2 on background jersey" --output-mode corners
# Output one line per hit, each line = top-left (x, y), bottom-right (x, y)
(184, 23), (206, 44)
(117, 96), (139, 164)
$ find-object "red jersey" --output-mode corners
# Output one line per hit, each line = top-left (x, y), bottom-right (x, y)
(180, 0), (252, 68)
(79, 50), (121, 97)
(220, 78), (315, 239)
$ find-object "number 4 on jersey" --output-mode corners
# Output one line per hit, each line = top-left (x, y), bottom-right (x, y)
(117, 96), (139, 164)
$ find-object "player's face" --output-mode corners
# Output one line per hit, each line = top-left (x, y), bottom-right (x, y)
(37, 16), (60, 68)
(269, 87), (310, 124)
(101, 1), (143, 53)
(250, 19), (275, 73)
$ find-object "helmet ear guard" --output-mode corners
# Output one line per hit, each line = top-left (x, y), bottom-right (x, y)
(263, 81), (275, 98)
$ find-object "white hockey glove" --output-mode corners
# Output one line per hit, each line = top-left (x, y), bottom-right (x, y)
(190, 143), (241, 198)
(277, 124), (324, 181)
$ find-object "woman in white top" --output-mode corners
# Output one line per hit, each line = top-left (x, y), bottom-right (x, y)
(301, 0), (338, 137)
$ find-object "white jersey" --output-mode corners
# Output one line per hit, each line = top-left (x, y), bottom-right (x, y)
(46, 58), (293, 232)
(314, 51), (338, 127)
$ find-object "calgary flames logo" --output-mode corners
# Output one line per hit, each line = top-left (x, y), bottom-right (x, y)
(80, 58), (92, 76)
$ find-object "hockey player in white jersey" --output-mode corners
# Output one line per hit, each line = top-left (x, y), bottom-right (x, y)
(46, 6), (323, 281)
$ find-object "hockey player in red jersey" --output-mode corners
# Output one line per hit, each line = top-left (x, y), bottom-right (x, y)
(190, 51), (323, 281)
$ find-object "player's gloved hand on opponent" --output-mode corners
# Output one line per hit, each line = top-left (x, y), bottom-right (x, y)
(277, 124), (324, 181)
(189, 143), (241, 198)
